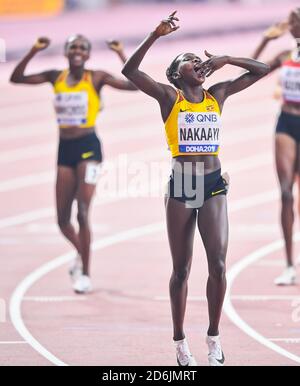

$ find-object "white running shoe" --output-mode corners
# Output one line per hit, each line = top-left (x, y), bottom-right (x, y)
(274, 267), (296, 286)
(206, 335), (225, 366)
(174, 338), (197, 366)
(73, 275), (92, 294)
(69, 255), (82, 282)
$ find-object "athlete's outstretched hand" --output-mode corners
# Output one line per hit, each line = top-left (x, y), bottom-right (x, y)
(263, 21), (289, 40)
(153, 11), (180, 38)
(106, 40), (124, 54)
(32, 37), (51, 53)
(200, 51), (229, 77)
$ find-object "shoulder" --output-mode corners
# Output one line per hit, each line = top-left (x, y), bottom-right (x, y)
(207, 82), (228, 101)
(92, 70), (112, 84)
(47, 70), (61, 84)
(272, 50), (291, 69)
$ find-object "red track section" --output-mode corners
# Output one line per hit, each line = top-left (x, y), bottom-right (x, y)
(1, 30), (300, 366)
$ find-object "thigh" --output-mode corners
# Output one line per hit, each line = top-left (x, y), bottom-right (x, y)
(197, 195), (228, 264)
(76, 161), (100, 206)
(275, 133), (297, 186)
(56, 166), (78, 218)
(165, 196), (197, 269)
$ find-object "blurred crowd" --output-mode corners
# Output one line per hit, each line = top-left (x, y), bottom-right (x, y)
(64, 0), (290, 10)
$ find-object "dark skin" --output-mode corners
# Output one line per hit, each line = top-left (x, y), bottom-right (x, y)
(123, 11), (269, 339)
(10, 36), (137, 277)
(252, 9), (300, 268)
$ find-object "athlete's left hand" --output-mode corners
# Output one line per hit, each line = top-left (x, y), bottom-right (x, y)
(200, 51), (229, 77)
(106, 40), (124, 54)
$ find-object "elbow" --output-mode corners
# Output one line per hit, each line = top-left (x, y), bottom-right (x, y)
(10, 74), (21, 83)
(122, 62), (135, 79)
(121, 65), (130, 78)
(9, 75), (17, 83)
(260, 63), (270, 76)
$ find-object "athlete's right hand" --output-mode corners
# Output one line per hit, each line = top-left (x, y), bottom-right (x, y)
(32, 37), (51, 52)
(153, 11), (180, 38)
(263, 21), (289, 40)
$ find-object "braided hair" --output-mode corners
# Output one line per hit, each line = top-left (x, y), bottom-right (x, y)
(292, 7), (300, 19)
(166, 54), (182, 89)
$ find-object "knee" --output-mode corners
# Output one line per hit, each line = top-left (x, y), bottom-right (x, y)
(208, 258), (226, 281)
(280, 186), (293, 204)
(77, 203), (89, 227)
(172, 265), (191, 285)
(57, 214), (70, 230)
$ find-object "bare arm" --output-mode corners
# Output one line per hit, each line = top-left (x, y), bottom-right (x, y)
(252, 21), (290, 73)
(121, 11), (179, 112)
(203, 52), (270, 109)
(106, 40), (128, 64)
(93, 70), (138, 91)
(10, 37), (59, 84)
(92, 40), (138, 91)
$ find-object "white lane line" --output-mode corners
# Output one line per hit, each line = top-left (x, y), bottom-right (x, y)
(269, 338), (300, 343)
(0, 148), (274, 229)
(154, 295), (300, 302)
(0, 171), (54, 192)
(223, 233), (300, 365)
(9, 222), (165, 366)
(0, 207), (54, 230)
(0, 341), (28, 345)
(8, 188), (283, 366)
(0, 118), (272, 165)
(23, 296), (87, 302)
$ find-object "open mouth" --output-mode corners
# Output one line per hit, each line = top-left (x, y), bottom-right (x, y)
(194, 64), (206, 78)
(71, 55), (84, 64)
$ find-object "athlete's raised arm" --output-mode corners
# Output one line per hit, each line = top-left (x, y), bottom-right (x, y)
(251, 21), (290, 73)
(202, 51), (270, 109)
(122, 11), (179, 105)
(92, 40), (138, 92)
(10, 37), (59, 84)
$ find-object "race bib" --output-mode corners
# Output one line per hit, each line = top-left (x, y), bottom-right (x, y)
(85, 163), (101, 185)
(54, 92), (88, 126)
(281, 66), (300, 103)
(178, 112), (221, 154)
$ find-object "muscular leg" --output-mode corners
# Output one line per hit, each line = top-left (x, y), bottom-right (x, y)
(197, 195), (228, 337)
(275, 133), (297, 267)
(56, 166), (81, 253)
(76, 161), (98, 276)
(165, 196), (197, 341)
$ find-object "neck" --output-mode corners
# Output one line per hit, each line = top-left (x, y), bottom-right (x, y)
(181, 85), (204, 103)
(69, 66), (85, 80)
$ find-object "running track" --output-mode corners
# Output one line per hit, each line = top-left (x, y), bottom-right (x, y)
(1, 31), (300, 366)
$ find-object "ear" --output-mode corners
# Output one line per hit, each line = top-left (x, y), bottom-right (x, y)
(172, 71), (182, 80)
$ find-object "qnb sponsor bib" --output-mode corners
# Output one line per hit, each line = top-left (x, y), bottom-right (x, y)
(54, 92), (88, 125)
(178, 112), (221, 154)
(281, 66), (300, 103)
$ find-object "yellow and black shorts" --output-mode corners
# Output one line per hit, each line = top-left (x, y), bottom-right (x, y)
(58, 132), (102, 168)
(166, 168), (228, 209)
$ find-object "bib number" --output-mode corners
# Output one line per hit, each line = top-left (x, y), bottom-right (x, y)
(55, 92), (88, 126)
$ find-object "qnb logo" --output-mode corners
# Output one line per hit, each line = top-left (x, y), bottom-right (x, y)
(185, 113), (195, 124)
(0, 39), (6, 63)
(0, 298), (6, 323)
